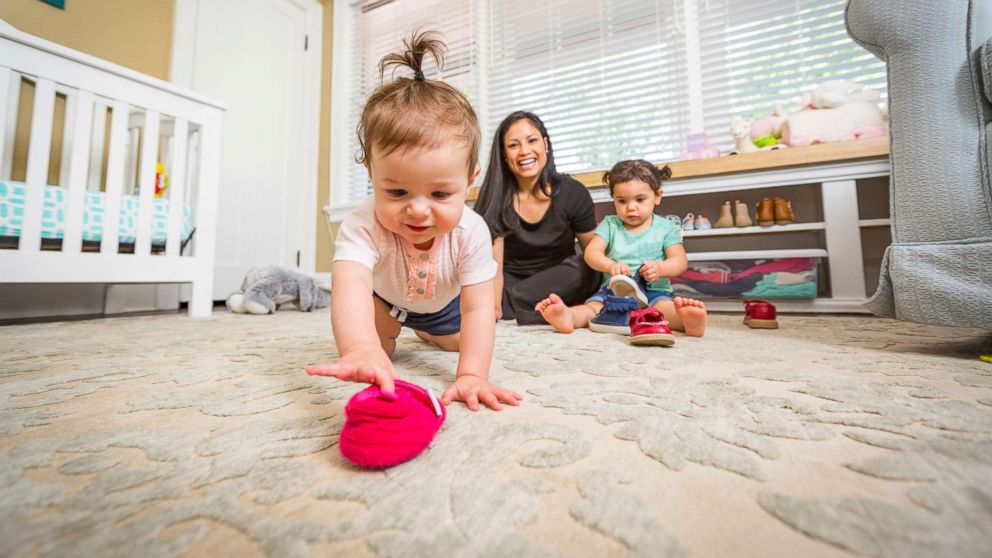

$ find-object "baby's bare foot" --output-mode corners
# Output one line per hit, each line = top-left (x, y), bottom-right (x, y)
(535, 294), (575, 333)
(674, 296), (707, 337)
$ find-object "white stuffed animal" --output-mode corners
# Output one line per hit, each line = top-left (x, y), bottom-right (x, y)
(226, 265), (330, 315)
(808, 80), (880, 108)
(729, 117), (760, 154)
(782, 81), (886, 146)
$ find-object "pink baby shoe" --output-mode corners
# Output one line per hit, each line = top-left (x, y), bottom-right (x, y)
(339, 379), (446, 468)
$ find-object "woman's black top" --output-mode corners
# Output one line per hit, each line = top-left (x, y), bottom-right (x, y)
(501, 175), (597, 277)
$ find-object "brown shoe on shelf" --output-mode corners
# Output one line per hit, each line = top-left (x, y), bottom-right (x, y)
(774, 197), (797, 225)
(756, 197), (774, 227)
(734, 200), (753, 227)
(714, 201), (734, 228)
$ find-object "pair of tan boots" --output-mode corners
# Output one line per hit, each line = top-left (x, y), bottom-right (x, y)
(713, 198), (796, 228)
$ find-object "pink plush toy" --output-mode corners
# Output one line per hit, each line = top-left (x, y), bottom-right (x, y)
(680, 132), (721, 160)
(339, 379), (445, 468)
(749, 107), (786, 141)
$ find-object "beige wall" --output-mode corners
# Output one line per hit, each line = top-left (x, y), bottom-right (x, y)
(1, 0), (335, 272)
(0, 0), (174, 80)
(316, 0), (333, 272)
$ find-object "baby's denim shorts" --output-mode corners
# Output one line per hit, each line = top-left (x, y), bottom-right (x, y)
(585, 274), (674, 307)
(376, 293), (461, 337)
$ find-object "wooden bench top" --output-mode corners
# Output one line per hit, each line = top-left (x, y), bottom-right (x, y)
(468, 137), (889, 201)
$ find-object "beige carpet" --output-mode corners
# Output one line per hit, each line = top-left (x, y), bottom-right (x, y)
(1, 309), (991, 557)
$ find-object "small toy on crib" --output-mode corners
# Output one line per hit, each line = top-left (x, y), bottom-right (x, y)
(226, 265), (329, 314)
(154, 162), (168, 198)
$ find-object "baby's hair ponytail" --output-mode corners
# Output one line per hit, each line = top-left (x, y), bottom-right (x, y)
(378, 29), (446, 81)
(358, 30), (479, 174)
(602, 160), (672, 196)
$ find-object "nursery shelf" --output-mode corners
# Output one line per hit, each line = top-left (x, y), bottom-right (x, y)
(686, 248), (828, 261)
(682, 222), (825, 237)
(858, 218), (891, 228)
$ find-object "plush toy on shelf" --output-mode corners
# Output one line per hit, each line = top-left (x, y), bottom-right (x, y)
(226, 265), (329, 314)
(729, 117), (787, 155)
(781, 80), (886, 147)
(680, 132), (721, 160)
(749, 107), (786, 148)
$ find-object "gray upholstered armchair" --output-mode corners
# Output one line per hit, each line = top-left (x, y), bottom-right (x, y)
(846, 0), (992, 329)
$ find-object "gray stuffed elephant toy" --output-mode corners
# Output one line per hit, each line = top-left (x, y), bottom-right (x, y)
(226, 265), (330, 314)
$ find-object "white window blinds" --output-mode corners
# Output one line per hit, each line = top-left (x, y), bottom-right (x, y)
(332, 0), (887, 207)
(697, 0), (887, 151)
(486, 0), (690, 173)
(343, 0), (481, 202)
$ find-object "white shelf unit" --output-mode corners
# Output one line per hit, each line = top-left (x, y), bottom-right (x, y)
(682, 222), (826, 238)
(686, 248), (828, 261)
(591, 156), (891, 313)
(858, 218), (891, 228)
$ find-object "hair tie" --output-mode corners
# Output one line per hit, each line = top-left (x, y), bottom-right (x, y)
(414, 70), (425, 81)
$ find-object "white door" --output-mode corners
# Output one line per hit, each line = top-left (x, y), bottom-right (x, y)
(172, 0), (320, 299)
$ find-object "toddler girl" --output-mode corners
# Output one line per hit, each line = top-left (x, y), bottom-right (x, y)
(306, 31), (522, 412)
(536, 159), (708, 339)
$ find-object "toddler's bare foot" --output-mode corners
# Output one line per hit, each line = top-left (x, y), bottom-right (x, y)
(535, 294), (575, 333)
(674, 296), (707, 337)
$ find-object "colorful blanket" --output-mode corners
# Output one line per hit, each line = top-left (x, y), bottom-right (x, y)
(0, 181), (194, 244)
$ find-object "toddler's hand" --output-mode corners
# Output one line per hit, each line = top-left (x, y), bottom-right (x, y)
(639, 260), (663, 282)
(441, 375), (523, 411)
(609, 262), (632, 277)
(306, 343), (397, 398)
(494, 304), (503, 321)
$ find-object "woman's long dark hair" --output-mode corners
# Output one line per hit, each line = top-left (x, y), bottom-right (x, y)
(474, 111), (563, 238)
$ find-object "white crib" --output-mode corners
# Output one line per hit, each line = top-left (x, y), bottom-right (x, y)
(0, 21), (224, 318)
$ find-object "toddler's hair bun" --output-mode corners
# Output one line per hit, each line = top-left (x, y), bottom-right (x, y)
(657, 164), (672, 181)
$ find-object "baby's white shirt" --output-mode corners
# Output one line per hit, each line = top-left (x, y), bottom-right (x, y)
(333, 198), (497, 314)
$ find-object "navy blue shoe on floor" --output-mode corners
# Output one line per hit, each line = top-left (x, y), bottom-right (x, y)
(589, 295), (638, 335)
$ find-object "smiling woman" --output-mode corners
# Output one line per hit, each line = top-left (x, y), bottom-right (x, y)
(474, 111), (601, 325)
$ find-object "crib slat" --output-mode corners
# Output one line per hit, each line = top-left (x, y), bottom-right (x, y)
(20, 78), (56, 252)
(124, 123), (139, 196)
(87, 101), (107, 190)
(134, 109), (159, 256)
(0, 67), (17, 180)
(100, 99), (129, 254)
(58, 90), (77, 187)
(62, 90), (94, 253)
(166, 118), (188, 257)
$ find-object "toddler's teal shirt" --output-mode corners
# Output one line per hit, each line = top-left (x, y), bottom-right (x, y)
(594, 214), (684, 293)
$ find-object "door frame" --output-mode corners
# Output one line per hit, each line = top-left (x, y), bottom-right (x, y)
(169, 0), (323, 275)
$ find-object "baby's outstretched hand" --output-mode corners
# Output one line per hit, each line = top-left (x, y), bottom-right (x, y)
(441, 375), (523, 411)
(306, 343), (397, 398)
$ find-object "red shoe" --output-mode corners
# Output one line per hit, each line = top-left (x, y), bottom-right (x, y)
(628, 308), (675, 346)
(743, 299), (779, 329)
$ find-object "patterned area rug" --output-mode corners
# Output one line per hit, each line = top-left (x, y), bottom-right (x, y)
(1, 310), (991, 557)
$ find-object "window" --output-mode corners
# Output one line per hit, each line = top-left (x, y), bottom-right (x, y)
(329, 0), (886, 210)
(487, 0), (689, 172)
(697, 0), (887, 151)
